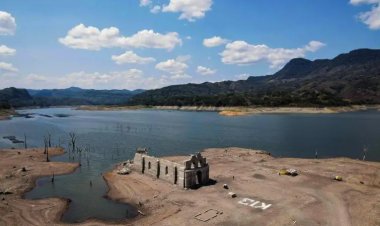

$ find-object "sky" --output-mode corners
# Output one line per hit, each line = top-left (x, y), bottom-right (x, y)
(0, 0), (379, 90)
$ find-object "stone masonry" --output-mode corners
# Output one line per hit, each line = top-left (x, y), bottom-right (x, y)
(132, 149), (209, 188)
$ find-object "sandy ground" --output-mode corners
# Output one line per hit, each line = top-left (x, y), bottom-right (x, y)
(104, 148), (380, 226)
(0, 148), (79, 226)
(1, 147), (379, 225)
(0, 109), (15, 120)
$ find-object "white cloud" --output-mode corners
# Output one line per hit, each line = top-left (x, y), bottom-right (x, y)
(155, 58), (191, 79)
(162, 0), (213, 21)
(58, 70), (144, 88)
(0, 11), (16, 36)
(221, 40), (325, 69)
(350, 0), (380, 30)
(140, 0), (152, 7)
(124, 29), (182, 50)
(58, 24), (123, 50)
(0, 45), (16, 56)
(0, 70), (192, 90)
(150, 5), (161, 14)
(197, 66), (216, 75)
(304, 40), (326, 52)
(0, 62), (18, 72)
(170, 73), (192, 79)
(156, 59), (188, 74)
(26, 73), (48, 82)
(234, 73), (252, 80)
(112, 51), (156, 64)
(59, 24), (182, 51)
(203, 36), (229, 47)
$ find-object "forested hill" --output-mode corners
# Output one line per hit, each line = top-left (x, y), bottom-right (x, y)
(0, 87), (34, 109)
(128, 49), (380, 107)
(28, 87), (144, 106)
(0, 87), (144, 109)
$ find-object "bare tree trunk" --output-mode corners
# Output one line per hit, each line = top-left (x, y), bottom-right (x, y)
(24, 133), (27, 149)
(69, 132), (76, 153)
(48, 133), (51, 148)
(44, 135), (50, 161)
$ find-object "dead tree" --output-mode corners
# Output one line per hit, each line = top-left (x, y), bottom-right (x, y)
(24, 133), (27, 149)
(69, 132), (77, 153)
(44, 136), (48, 154)
(363, 147), (368, 161)
(48, 133), (52, 148)
(44, 135), (50, 162)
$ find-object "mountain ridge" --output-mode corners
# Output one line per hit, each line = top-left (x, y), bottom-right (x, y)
(129, 48), (380, 107)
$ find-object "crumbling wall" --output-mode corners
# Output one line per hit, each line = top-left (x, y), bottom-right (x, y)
(132, 152), (208, 188)
(133, 153), (185, 187)
(159, 159), (185, 186)
(184, 165), (209, 188)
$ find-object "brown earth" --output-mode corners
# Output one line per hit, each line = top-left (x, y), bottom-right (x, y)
(0, 148), (79, 226)
(0, 109), (15, 120)
(104, 148), (380, 226)
(1, 147), (379, 225)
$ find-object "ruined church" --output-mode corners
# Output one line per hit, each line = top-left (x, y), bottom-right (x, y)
(132, 149), (210, 188)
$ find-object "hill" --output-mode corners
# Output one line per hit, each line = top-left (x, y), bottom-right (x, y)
(0, 87), (34, 109)
(0, 87), (144, 109)
(129, 49), (380, 107)
(28, 87), (144, 107)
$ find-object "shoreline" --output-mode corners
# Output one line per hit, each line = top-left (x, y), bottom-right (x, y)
(75, 105), (380, 116)
(103, 147), (380, 225)
(1, 147), (379, 225)
(0, 147), (79, 225)
(0, 105), (378, 121)
(0, 109), (15, 120)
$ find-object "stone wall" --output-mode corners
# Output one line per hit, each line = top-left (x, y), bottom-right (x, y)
(132, 152), (209, 188)
(133, 153), (185, 187)
(184, 165), (209, 188)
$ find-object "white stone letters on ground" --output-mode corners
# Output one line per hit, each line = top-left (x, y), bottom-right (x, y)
(238, 198), (272, 210)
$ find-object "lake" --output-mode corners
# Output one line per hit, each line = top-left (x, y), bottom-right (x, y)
(0, 107), (379, 222)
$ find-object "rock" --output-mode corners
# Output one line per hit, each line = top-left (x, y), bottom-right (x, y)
(278, 168), (298, 176)
(334, 176), (343, 181)
(287, 169), (298, 176)
(117, 167), (131, 175)
(228, 192), (237, 198)
(223, 184), (229, 189)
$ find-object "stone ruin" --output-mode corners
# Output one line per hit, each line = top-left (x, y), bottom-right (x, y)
(132, 148), (210, 188)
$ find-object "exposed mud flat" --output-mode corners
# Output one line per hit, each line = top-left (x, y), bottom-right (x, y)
(0, 148), (79, 226)
(105, 148), (380, 226)
(74, 105), (380, 116)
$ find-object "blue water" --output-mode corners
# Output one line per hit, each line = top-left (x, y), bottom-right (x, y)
(0, 107), (379, 222)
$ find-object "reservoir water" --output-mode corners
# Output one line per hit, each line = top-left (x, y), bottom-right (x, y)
(1, 107), (379, 222)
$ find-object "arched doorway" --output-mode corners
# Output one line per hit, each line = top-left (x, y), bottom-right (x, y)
(196, 170), (202, 185)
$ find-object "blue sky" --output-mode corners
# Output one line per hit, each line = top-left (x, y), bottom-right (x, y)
(0, 0), (379, 90)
